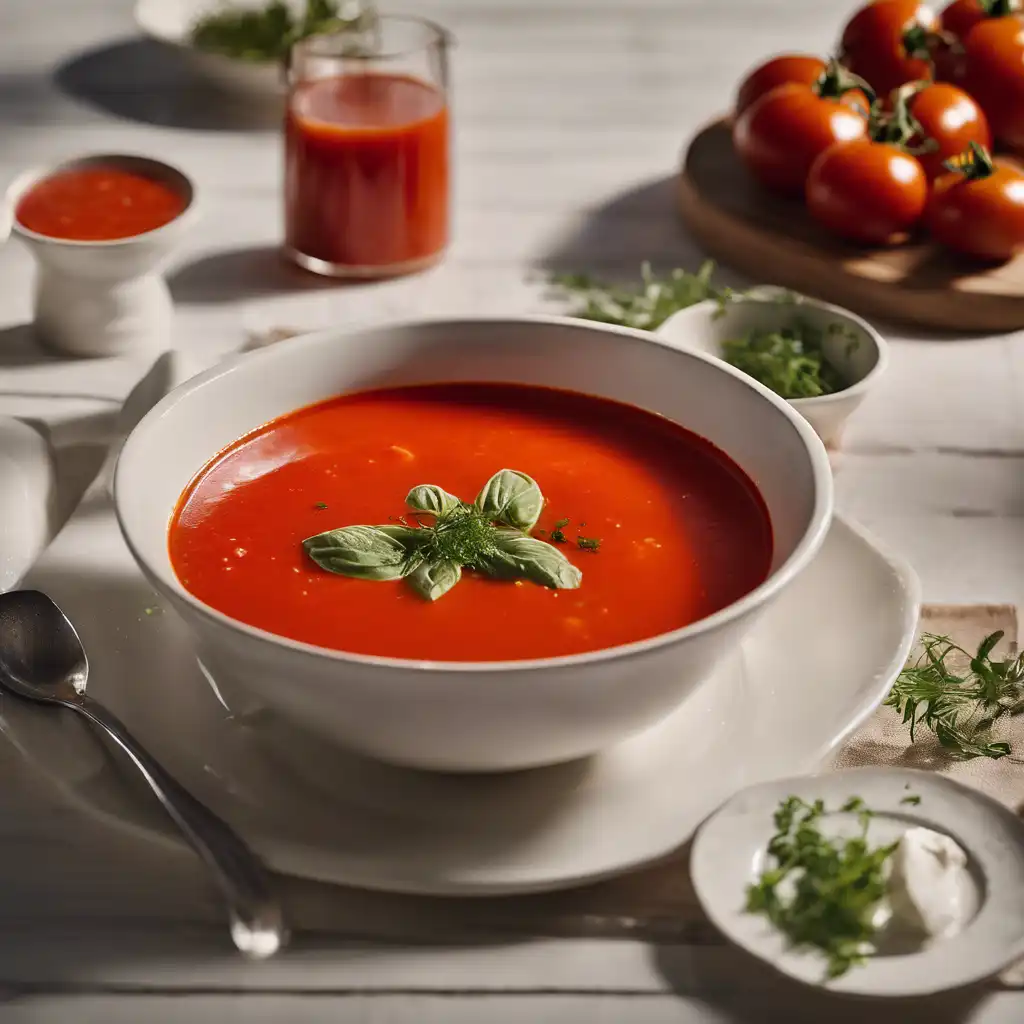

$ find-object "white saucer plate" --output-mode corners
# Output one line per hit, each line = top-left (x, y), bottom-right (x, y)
(691, 767), (1024, 997)
(3, 501), (918, 896)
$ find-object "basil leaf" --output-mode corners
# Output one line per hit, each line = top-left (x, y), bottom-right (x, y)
(379, 524), (429, 547)
(407, 559), (462, 601)
(475, 469), (543, 531)
(481, 532), (582, 590)
(303, 525), (415, 581)
(406, 485), (462, 518)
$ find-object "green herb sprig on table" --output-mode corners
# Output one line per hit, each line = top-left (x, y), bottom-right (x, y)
(746, 796), (899, 980)
(550, 263), (853, 399)
(191, 0), (376, 63)
(549, 260), (732, 331)
(721, 321), (850, 400)
(886, 631), (1024, 760)
(303, 469), (584, 602)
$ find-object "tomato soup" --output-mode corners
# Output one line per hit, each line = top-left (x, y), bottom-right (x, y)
(16, 166), (188, 241)
(169, 384), (773, 662)
(284, 73), (448, 272)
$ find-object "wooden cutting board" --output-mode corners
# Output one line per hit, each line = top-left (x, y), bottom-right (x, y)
(677, 118), (1024, 332)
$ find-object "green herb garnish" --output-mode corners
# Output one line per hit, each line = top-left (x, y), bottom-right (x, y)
(721, 320), (851, 400)
(314, 502), (329, 510)
(550, 260), (732, 331)
(551, 264), (856, 400)
(303, 470), (583, 601)
(746, 796), (899, 980)
(191, 0), (375, 63)
(547, 517), (570, 543)
(577, 536), (601, 552)
(900, 794), (922, 806)
(885, 631), (1024, 760)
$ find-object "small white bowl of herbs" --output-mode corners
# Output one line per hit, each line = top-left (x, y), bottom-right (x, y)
(691, 766), (1024, 997)
(551, 264), (887, 448)
(134, 0), (376, 98)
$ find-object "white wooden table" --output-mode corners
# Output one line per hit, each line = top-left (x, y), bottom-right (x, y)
(1, 0), (1023, 1020)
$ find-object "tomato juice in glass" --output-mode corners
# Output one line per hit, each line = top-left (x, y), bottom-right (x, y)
(284, 18), (450, 277)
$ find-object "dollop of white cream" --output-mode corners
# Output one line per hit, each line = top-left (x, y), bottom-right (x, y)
(887, 827), (971, 939)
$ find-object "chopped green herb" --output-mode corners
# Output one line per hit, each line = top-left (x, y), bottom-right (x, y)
(746, 796), (899, 980)
(314, 502), (329, 510)
(547, 517), (570, 543)
(900, 794), (922, 806)
(143, 605), (161, 616)
(721, 320), (851, 400)
(885, 631), (1024, 759)
(550, 263), (857, 400)
(550, 260), (732, 331)
(577, 536), (601, 552)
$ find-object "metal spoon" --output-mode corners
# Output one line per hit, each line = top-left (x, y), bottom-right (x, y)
(0, 589), (287, 958)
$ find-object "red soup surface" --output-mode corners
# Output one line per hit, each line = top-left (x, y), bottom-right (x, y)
(284, 72), (449, 270)
(170, 384), (773, 662)
(16, 167), (188, 241)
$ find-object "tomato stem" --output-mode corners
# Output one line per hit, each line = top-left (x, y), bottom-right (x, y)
(979, 0), (1017, 17)
(870, 81), (937, 155)
(814, 57), (875, 113)
(944, 141), (996, 179)
(901, 24), (958, 67)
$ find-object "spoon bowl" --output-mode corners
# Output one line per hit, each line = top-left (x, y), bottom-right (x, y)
(0, 589), (88, 702)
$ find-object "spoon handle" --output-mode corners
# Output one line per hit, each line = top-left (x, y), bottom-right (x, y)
(69, 692), (287, 958)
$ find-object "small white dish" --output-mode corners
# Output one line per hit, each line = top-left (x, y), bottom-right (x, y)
(5, 508), (918, 895)
(7, 154), (197, 358)
(135, 0), (286, 99)
(0, 418), (56, 591)
(657, 291), (887, 448)
(692, 767), (1024, 997)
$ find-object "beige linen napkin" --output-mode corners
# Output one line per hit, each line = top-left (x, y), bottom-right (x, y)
(831, 604), (1024, 811)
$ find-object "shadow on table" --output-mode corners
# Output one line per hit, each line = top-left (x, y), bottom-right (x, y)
(0, 324), (60, 370)
(534, 174), (748, 290)
(168, 245), (346, 303)
(0, 324), (113, 375)
(652, 945), (994, 1024)
(54, 38), (282, 132)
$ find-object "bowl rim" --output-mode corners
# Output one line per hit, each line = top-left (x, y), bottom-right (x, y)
(7, 153), (198, 249)
(114, 314), (835, 674)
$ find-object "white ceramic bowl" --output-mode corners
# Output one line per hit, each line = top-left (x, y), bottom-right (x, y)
(656, 291), (887, 448)
(135, 0), (286, 99)
(114, 316), (833, 772)
(7, 154), (198, 358)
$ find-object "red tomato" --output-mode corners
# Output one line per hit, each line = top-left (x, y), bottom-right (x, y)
(735, 55), (827, 116)
(840, 0), (939, 97)
(963, 14), (1024, 150)
(928, 147), (1024, 259)
(937, 0), (1020, 81)
(806, 139), (928, 244)
(733, 83), (869, 197)
(905, 82), (991, 177)
(941, 0), (989, 36)
(943, 0), (1020, 34)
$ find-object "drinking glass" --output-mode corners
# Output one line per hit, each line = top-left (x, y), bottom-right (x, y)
(284, 16), (451, 278)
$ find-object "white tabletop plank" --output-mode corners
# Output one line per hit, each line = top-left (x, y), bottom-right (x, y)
(0, 0), (1021, 1019)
